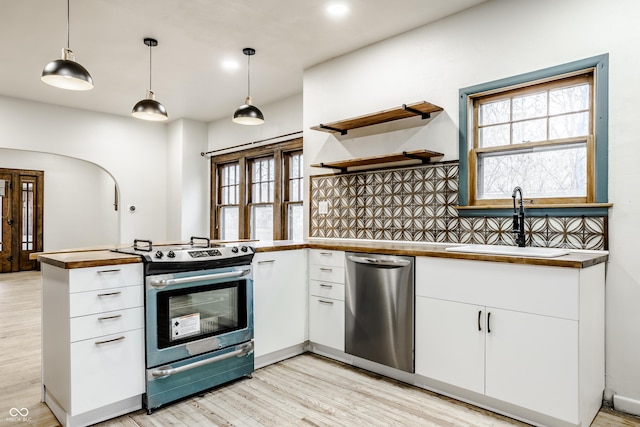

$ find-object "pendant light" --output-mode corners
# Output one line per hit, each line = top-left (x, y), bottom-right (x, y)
(233, 48), (264, 125)
(132, 38), (168, 122)
(41, 0), (93, 91)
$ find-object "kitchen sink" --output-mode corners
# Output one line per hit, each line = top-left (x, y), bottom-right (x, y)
(445, 244), (570, 258)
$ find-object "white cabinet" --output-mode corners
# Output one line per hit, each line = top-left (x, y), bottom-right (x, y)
(42, 263), (145, 427)
(416, 298), (484, 394)
(252, 250), (307, 361)
(415, 257), (604, 427)
(308, 249), (345, 351)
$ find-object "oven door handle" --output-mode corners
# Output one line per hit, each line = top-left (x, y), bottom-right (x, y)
(150, 341), (254, 378)
(150, 269), (251, 288)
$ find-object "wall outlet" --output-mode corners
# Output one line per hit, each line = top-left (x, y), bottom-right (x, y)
(319, 201), (329, 215)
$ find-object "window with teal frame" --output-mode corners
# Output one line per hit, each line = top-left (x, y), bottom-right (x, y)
(458, 54), (609, 217)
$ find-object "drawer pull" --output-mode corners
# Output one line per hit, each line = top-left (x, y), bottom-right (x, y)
(319, 268), (333, 272)
(98, 314), (122, 321)
(319, 252), (333, 256)
(319, 284), (333, 289)
(318, 299), (334, 305)
(97, 291), (122, 297)
(97, 269), (121, 274)
(258, 260), (276, 264)
(95, 336), (125, 345)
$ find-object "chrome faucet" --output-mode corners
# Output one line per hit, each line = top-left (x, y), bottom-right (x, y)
(511, 186), (526, 247)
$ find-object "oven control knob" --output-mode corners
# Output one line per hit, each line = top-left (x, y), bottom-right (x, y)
(231, 246), (239, 253)
(240, 246), (248, 252)
(155, 251), (163, 259)
(167, 250), (176, 258)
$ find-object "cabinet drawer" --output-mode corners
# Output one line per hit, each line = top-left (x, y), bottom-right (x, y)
(69, 285), (143, 318)
(309, 265), (345, 284)
(309, 280), (344, 301)
(309, 295), (345, 351)
(309, 250), (345, 268)
(70, 307), (144, 342)
(69, 264), (143, 293)
(70, 328), (144, 415)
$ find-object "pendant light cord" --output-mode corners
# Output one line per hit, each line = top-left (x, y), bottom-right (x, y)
(66, 0), (70, 49)
(247, 53), (251, 98)
(148, 44), (153, 91)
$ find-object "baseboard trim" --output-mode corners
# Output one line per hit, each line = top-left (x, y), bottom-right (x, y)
(613, 394), (640, 417)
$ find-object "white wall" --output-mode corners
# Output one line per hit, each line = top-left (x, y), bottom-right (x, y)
(0, 95), (168, 245)
(208, 94), (303, 153)
(304, 0), (640, 412)
(0, 149), (118, 250)
(167, 119), (209, 241)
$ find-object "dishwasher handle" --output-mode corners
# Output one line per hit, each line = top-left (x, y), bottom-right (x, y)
(347, 255), (411, 268)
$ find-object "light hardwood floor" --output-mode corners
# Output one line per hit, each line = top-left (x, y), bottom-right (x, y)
(1, 271), (639, 427)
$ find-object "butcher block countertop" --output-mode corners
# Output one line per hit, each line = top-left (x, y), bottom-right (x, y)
(35, 239), (608, 270)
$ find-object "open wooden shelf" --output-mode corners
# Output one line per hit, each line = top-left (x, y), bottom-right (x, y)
(311, 149), (444, 173)
(310, 101), (443, 136)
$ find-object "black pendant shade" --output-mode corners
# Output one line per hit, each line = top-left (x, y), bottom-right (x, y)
(233, 48), (264, 125)
(41, 0), (94, 91)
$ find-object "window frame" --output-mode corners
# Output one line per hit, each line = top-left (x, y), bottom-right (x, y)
(283, 150), (304, 240)
(458, 54), (609, 217)
(210, 138), (303, 240)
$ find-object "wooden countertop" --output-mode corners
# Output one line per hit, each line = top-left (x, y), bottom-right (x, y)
(36, 239), (608, 269)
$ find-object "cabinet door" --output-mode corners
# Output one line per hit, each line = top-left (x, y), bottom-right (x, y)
(415, 297), (485, 394)
(485, 308), (579, 424)
(309, 296), (345, 351)
(70, 329), (144, 415)
(252, 250), (306, 358)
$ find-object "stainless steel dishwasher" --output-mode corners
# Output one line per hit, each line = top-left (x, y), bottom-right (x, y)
(345, 252), (414, 373)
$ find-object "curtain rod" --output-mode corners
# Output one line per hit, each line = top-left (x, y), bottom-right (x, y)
(200, 131), (303, 157)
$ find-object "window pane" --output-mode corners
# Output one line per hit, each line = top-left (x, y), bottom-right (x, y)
(479, 124), (510, 148)
(512, 92), (547, 121)
(251, 205), (273, 241)
(512, 118), (547, 144)
(549, 84), (589, 115)
(288, 204), (304, 241)
(479, 99), (510, 125)
(220, 164), (239, 205)
(477, 143), (587, 200)
(220, 206), (239, 240)
(22, 181), (34, 251)
(549, 111), (589, 139)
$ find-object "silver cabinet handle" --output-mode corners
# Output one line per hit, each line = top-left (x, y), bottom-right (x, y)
(97, 269), (121, 274)
(347, 255), (411, 268)
(95, 336), (125, 345)
(257, 260), (276, 264)
(318, 299), (334, 305)
(319, 267), (333, 272)
(97, 291), (122, 297)
(319, 252), (333, 256)
(319, 284), (333, 288)
(151, 342), (253, 378)
(98, 314), (122, 321)
(150, 269), (250, 288)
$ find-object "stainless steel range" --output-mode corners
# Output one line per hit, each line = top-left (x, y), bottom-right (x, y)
(113, 237), (255, 413)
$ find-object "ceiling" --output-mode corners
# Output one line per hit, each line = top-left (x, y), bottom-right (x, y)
(0, 0), (486, 123)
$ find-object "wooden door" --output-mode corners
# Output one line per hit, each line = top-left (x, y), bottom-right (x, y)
(0, 169), (43, 272)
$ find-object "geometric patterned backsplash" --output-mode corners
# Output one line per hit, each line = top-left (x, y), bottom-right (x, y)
(310, 162), (607, 251)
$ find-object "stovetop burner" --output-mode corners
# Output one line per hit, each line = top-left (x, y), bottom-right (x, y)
(112, 236), (255, 274)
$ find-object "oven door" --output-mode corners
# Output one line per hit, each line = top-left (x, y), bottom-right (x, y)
(145, 266), (253, 368)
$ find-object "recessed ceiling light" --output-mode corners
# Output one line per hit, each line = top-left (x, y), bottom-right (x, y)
(326, 2), (349, 18)
(222, 59), (239, 71)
